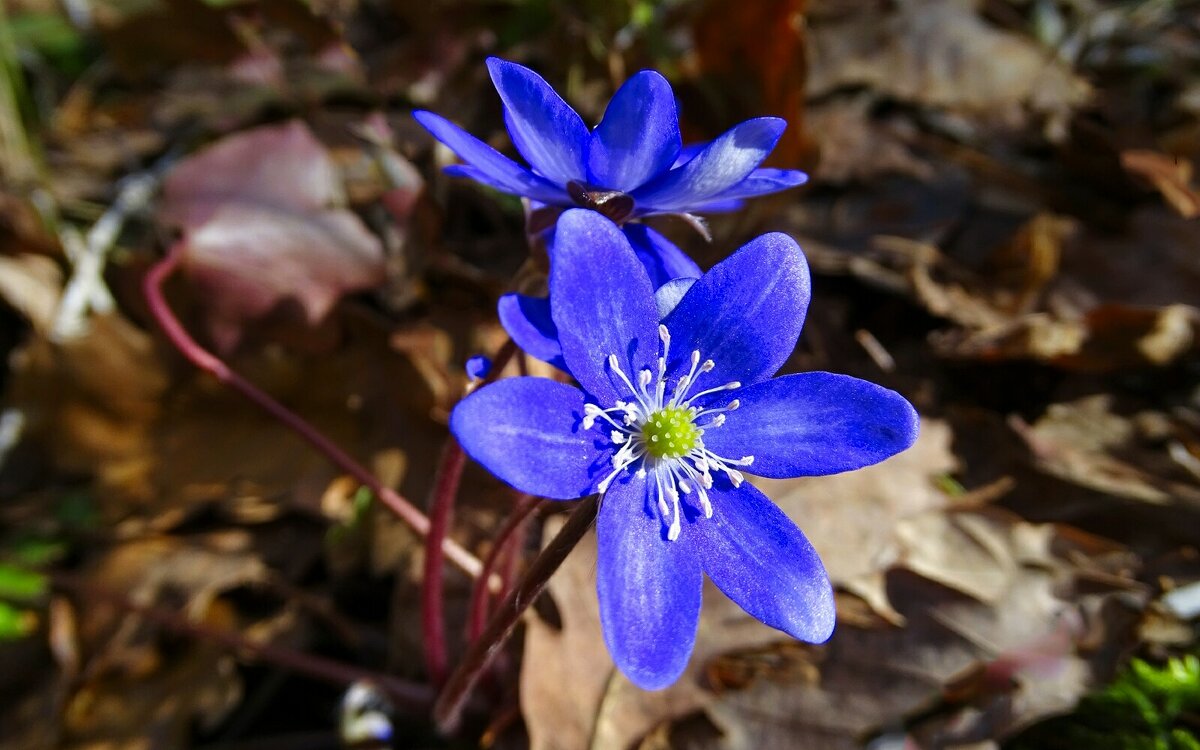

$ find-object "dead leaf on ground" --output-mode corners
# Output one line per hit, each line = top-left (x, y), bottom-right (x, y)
(4, 314), (168, 510)
(759, 417), (960, 621)
(807, 0), (1090, 125)
(158, 120), (386, 351)
(522, 502), (1143, 750)
(57, 533), (281, 749)
(823, 217), (1200, 371)
(1011, 394), (1200, 507)
(1120, 150), (1200, 219)
(0, 254), (63, 336)
(806, 96), (935, 185)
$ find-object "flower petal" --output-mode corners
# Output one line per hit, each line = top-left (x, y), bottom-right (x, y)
(684, 199), (745, 214)
(487, 57), (589, 185)
(706, 167), (808, 202)
(497, 293), (567, 372)
(631, 118), (786, 213)
(623, 223), (701, 290)
(549, 210), (660, 404)
(690, 481), (834, 643)
(654, 278), (696, 319)
(587, 71), (682, 193)
(450, 377), (604, 499)
(661, 232), (810, 386)
(413, 111), (568, 204)
(598, 474), (703, 689)
(672, 141), (707, 168)
(703, 372), (920, 478)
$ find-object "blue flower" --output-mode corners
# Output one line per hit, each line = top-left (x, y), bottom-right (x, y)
(451, 210), (919, 689)
(413, 58), (808, 224)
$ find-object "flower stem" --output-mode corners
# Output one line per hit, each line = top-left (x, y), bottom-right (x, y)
(142, 242), (484, 580)
(421, 440), (466, 687)
(466, 493), (543, 644)
(433, 495), (599, 734)
(50, 572), (435, 710)
(419, 338), (519, 685)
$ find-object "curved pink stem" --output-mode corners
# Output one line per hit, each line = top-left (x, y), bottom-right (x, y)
(143, 243), (484, 579)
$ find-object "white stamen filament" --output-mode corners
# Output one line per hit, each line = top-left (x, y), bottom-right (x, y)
(585, 328), (754, 540)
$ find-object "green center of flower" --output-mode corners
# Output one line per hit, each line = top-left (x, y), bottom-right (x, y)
(641, 406), (699, 460)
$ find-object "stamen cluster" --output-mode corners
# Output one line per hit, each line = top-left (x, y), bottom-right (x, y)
(582, 324), (754, 541)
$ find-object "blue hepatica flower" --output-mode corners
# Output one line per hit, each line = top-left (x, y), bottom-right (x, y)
(413, 58), (808, 225)
(451, 210), (919, 689)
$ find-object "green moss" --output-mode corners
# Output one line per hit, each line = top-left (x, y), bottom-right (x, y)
(1008, 654), (1200, 750)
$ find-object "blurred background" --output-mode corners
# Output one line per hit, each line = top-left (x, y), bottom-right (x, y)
(1, 0), (1199, 747)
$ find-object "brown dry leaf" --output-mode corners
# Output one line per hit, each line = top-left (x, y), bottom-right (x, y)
(806, 96), (934, 185)
(1120, 149), (1200, 219)
(868, 219), (1200, 370)
(56, 533), (284, 748)
(522, 501), (1141, 750)
(675, 513), (1140, 750)
(159, 120), (386, 350)
(807, 0), (1090, 122)
(4, 314), (169, 509)
(1011, 395), (1200, 507)
(757, 418), (959, 621)
(151, 313), (446, 530)
(0, 254), (62, 335)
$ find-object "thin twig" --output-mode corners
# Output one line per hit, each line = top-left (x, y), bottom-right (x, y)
(466, 494), (543, 644)
(142, 243), (485, 580)
(421, 440), (466, 687)
(54, 160), (169, 341)
(50, 573), (434, 711)
(433, 495), (599, 733)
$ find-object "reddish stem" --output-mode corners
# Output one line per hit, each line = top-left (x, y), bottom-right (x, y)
(466, 494), (543, 643)
(420, 338), (518, 685)
(434, 495), (599, 733)
(421, 440), (466, 687)
(51, 573), (434, 710)
(142, 244), (483, 580)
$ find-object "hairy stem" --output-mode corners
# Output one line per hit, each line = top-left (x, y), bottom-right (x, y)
(421, 440), (466, 687)
(434, 495), (599, 733)
(420, 338), (518, 685)
(466, 493), (543, 644)
(142, 243), (484, 580)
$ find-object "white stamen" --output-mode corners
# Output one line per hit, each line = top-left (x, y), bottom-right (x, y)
(588, 335), (749, 541)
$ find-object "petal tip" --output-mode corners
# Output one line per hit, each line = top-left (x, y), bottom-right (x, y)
(621, 661), (688, 691)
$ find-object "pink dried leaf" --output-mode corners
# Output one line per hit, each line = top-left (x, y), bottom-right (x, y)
(159, 120), (385, 347)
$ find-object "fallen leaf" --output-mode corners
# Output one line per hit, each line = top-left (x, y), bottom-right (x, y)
(759, 417), (959, 621)
(159, 120), (386, 350)
(59, 533), (275, 747)
(806, 96), (934, 185)
(807, 0), (1090, 122)
(4, 314), (169, 510)
(0, 253), (63, 335)
(521, 504), (1143, 750)
(1011, 395), (1200, 506)
(1120, 149), (1200, 219)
